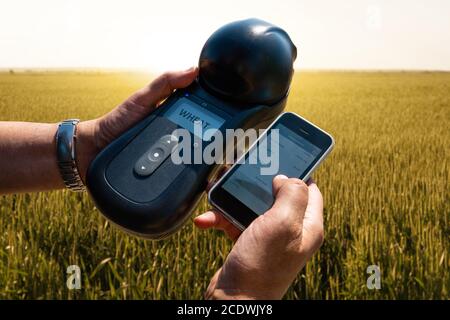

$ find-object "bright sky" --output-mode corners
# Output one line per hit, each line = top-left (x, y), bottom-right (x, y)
(1, 0), (449, 71)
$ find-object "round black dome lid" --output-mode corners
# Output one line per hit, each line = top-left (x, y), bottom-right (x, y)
(199, 18), (297, 106)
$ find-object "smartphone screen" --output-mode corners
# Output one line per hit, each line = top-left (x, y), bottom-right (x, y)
(209, 112), (334, 228)
(222, 123), (323, 214)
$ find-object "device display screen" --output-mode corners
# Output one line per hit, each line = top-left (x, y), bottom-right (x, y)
(221, 123), (322, 214)
(165, 97), (225, 140)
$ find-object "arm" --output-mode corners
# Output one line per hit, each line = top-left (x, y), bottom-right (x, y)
(0, 68), (198, 195)
(0, 122), (62, 193)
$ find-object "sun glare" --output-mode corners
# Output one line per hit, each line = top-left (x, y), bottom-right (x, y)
(0, 0), (449, 71)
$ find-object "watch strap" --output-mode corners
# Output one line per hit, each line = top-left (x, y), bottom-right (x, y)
(56, 119), (86, 192)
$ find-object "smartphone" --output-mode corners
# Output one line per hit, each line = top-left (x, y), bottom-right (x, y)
(208, 112), (334, 230)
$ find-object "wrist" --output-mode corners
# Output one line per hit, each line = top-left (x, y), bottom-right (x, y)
(76, 120), (101, 184)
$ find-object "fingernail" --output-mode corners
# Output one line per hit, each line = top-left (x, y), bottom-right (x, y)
(275, 174), (288, 180)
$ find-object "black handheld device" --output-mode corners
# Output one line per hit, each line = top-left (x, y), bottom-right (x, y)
(86, 18), (297, 239)
(208, 112), (334, 230)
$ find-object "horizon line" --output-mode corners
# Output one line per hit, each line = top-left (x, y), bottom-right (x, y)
(1, 67), (450, 73)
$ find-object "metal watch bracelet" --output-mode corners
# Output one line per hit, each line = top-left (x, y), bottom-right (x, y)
(55, 119), (86, 192)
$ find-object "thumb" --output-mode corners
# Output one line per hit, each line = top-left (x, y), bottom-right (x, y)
(129, 67), (198, 108)
(194, 211), (242, 241)
(94, 67), (198, 150)
(269, 175), (309, 223)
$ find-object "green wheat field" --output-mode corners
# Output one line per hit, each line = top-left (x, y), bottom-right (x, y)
(0, 71), (448, 299)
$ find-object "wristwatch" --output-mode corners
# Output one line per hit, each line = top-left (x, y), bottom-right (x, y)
(55, 119), (86, 192)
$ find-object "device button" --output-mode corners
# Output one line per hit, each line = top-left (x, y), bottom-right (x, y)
(134, 158), (157, 176)
(134, 134), (179, 177)
(147, 147), (166, 162)
(159, 134), (178, 148)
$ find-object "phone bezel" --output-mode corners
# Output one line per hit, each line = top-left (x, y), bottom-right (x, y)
(208, 112), (335, 230)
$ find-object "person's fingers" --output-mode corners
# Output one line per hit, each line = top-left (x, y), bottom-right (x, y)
(269, 175), (309, 224)
(194, 211), (223, 229)
(94, 68), (198, 150)
(129, 67), (198, 108)
(194, 211), (242, 241)
(298, 180), (324, 251)
(272, 174), (288, 195)
(304, 180), (324, 229)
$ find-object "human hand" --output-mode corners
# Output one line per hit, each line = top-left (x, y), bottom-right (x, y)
(194, 175), (324, 299)
(76, 67), (198, 182)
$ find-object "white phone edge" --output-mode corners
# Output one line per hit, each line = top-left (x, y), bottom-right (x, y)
(207, 111), (335, 231)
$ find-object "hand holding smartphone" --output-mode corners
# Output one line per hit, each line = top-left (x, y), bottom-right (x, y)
(208, 112), (334, 230)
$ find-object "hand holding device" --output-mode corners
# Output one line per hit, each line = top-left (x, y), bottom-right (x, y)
(198, 112), (333, 299)
(208, 112), (334, 230)
(86, 19), (297, 239)
(76, 68), (199, 183)
(196, 176), (324, 299)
